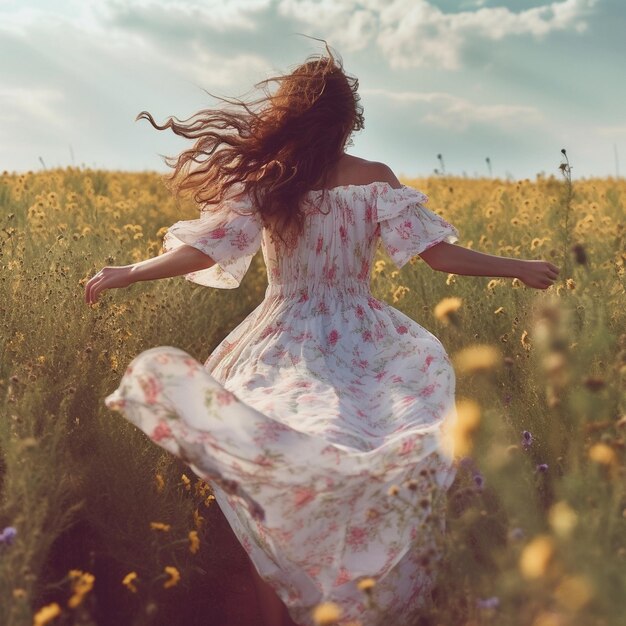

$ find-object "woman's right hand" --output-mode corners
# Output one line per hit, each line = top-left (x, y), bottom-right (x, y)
(517, 260), (560, 289)
(85, 265), (134, 305)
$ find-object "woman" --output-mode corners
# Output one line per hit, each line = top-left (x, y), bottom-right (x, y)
(85, 48), (559, 626)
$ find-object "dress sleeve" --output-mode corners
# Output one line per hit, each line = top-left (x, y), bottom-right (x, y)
(375, 183), (459, 269)
(162, 188), (263, 289)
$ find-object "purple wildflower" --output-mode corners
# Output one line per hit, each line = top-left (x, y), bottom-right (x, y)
(476, 597), (500, 610)
(536, 463), (549, 473)
(473, 472), (485, 490)
(521, 430), (533, 449)
(0, 526), (17, 546)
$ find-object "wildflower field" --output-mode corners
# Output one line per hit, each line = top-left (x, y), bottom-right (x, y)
(0, 163), (624, 626)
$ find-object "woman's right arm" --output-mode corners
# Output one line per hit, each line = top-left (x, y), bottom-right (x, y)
(84, 245), (215, 305)
(419, 241), (560, 289)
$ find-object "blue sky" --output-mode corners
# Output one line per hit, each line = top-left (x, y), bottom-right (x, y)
(1, 0), (624, 180)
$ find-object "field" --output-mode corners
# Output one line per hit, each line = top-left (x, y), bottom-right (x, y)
(0, 165), (624, 626)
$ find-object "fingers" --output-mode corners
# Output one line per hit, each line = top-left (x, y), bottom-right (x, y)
(85, 274), (104, 305)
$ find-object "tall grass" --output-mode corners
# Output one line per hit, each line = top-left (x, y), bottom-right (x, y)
(1, 166), (624, 626)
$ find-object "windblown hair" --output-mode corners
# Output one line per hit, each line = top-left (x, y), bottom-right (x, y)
(137, 45), (364, 247)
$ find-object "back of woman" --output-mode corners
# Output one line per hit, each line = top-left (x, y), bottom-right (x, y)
(87, 44), (559, 626)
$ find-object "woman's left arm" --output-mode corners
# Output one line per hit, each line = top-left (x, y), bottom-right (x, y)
(84, 245), (215, 305)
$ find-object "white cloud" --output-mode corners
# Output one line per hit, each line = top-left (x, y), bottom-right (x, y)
(278, 0), (599, 70)
(363, 87), (544, 132)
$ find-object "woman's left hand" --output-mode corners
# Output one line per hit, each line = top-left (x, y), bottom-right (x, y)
(85, 266), (134, 305)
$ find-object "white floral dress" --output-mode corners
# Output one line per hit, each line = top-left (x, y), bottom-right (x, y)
(105, 181), (460, 626)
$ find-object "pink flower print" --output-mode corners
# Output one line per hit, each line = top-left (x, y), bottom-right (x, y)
(293, 486), (316, 508)
(151, 420), (173, 442)
(396, 325), (408, 335)
(351, 357), (369, 370)
(339, 225), (348, 244)
(333, 567), (352, 587)
(259, 325), (274, 340)
(420, 354), (435, 372)
(418, 383), (436, 398)
(315, 235), (324, 254)
(328, 329), (340, 346)
(209, 226), (227, 239)
(323, 263), (336, 281)
(215, 389), (237, 406)
(305, 565), (321, 578)
(398, 437), (416, 456)
(357, 259), (369, 280)
(253, 454), (275, 468)
(154, 354), (170, 365)
(397, 220), (414, 240)
(242, 535), (252, 554)
(365, 204), (373, 221)
(138, 375), (162, 405)
(316, 300), (330, 315)
(233, 230), (250, 250)
(272, 346), (289, 360)
(374, 370), (387, 382)
(367, 296), (383, 310)
(401, 394), (417, 407)
(362, 329), (373, 342)
(391, 375), (404, 383)
(355, 304), (365, 319)
(298, 289), (309, 303)
(346, 526), (368, 550)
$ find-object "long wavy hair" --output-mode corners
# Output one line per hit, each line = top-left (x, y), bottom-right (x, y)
(137, 45), (364, 247)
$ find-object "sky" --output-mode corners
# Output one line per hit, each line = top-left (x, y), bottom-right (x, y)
(1, 0), (624, 180)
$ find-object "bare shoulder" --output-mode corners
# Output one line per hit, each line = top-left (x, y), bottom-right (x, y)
(339, 155), (402, 189)
(363, 160), (403, 189)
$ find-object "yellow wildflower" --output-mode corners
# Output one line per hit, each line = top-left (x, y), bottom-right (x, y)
(67, 570), (95, 608)
(446, 273), (456, 285)
(452, 344), (502, 375)
(163, 566), (180, 589)
(312, 601), (342, 625)
(181, 474), (191, 491)
(33, 602), (61, 626)
(188, 530), (200, 555)
(553, 575), (593, 611)
(548, 501), (578, 539)
(193, 508), (205, 530)
(150, 522), (171, 532)
(356, 578), (376, 593)
(433, 297), (462, 325)
(392, 285), (410, 303)
(155, 473), (165, 492)
(373, 260), (386, 275)
(441, 398), (481, 458)
(12, 588), (27, 599)
(588, 443), (616, 467)
(519, 535), (555, 579)
(122, 572), (138, 593)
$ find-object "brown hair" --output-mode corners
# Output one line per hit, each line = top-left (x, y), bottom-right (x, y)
(137, 44), (364, 247)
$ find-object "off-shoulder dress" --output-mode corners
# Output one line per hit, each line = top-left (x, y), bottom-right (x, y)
(105, 181), (460, 626)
